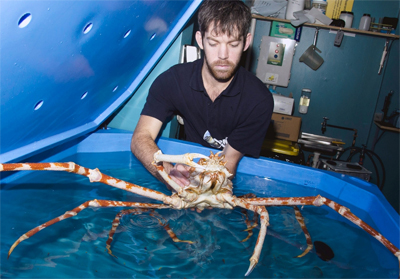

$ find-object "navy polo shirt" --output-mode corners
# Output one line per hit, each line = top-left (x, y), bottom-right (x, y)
(141, 57), (273, 157)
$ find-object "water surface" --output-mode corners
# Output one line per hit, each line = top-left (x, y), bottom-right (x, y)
(1, 152), (398, 278)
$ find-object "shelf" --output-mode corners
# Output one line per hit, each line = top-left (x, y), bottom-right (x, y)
(252, 14), (400, 40)
(374, 121), (400, 133)
(371, 121), (399, 151)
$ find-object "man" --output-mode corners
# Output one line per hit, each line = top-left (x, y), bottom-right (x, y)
(131, 0), (273, 188)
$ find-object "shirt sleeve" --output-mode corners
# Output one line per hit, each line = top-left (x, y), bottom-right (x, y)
(227, 93), (274, 158)
(141, 69), (176, 122)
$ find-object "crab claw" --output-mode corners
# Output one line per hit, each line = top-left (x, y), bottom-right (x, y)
(153, 150), (208, 169)
(245, 259), (258, 276)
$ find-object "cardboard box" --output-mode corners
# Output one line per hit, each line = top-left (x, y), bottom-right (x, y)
(272, 94), (294, 115)
(267, 113), (302, 142)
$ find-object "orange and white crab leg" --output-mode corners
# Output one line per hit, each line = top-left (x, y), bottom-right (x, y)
(232, 197), (269, 276)
(293, 206), (313, 258)
(0, 163), (168, 202)
(106, 208), (152, 257)
(149, 211), (195, 244)
(106, 208), (193, 257)
(239, 208), (257, 243)
(8, 200), (169, 258)
(238, 194), (258, 243)
(245, 195), (400, 264)
(153, 150), (208, 170)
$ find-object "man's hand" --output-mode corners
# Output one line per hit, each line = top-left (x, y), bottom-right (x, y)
(167, 163), (210, 213)
(167, 163), (191, 187)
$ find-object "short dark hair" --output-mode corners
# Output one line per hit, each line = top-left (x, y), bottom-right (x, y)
(197, 0), (251, 40)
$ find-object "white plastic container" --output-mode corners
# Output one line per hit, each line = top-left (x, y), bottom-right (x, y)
(339, 11), (354, 28)
(285, 0), (305, 20)
(312, 0), (327, 14)
(299, 88), (311, 114)
(358, 14), (371, 31)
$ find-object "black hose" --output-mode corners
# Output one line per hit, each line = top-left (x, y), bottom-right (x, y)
(346, 148), (381, 189)
(366, 149), (386, 191)
(338, 147), (386, 191)
(364, 151), (381, 190)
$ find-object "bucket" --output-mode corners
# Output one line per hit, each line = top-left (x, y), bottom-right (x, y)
(299, 45), (324, 70)
(299, 28), (324, 70)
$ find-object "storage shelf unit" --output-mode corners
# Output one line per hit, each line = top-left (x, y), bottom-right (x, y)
(252, 14), (400, 40)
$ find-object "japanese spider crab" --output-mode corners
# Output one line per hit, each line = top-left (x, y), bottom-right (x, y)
(1, 151), (400, 276)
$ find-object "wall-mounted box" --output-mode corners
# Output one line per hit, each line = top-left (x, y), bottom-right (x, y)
(256, 37), (296, 87)
(272, 94), (294, 115)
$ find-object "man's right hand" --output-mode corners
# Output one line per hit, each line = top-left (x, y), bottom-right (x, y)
(166, 163), (211, 213)
(167, 163), (191, 188)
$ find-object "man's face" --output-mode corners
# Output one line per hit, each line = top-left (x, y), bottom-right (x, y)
(196, 25), (250, 82)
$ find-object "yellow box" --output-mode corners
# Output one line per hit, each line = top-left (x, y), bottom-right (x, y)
(262, 138), (300, 156)
(326, 0), (354, 19)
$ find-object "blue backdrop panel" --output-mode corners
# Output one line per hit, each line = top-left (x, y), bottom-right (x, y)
(0, 0), (201, 163)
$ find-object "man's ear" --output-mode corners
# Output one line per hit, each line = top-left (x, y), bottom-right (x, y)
(243, 33), (252, 52)
(195, 31), (204, 50)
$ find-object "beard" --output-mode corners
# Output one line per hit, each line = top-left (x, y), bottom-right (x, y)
(204, 58), (239, 82)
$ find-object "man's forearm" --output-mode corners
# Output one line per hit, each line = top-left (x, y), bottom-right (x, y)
(221, 143), (244, 179)
(131, 132), (161, 178)
(131, 132), (175, 187)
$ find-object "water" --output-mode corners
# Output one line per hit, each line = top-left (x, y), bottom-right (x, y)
(1, 152), (398, 278)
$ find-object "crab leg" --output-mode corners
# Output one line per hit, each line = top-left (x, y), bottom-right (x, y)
(106, 208), (153, 257)
(233, 197), (269, 276)
(153, 150), (208, 170)
(0, 163), (168, 202)
(240, 208), (258, 243)
(238, 194), (259, 243)
(106, 208), (194, 257)
(244, 195), (400, 263)
(239, 204), (312, 257)
(150, 211), (194, 245)
(8, 200), (169, 258)
(293, 206), (313, 258)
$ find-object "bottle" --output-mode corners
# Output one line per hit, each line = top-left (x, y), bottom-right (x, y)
(312, 0), (327, 15)
(299, 89), (311, 114)
(339, 11), (354, 28)
(285, 0), (305, 20)
(304, 0), (312, 10)
(358, 14), (371, 31)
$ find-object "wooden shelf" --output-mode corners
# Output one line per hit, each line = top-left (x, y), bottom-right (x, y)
(252, 14), (400, 40)
(371, 121), (399, 150)
(374, 121), (400, 133)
